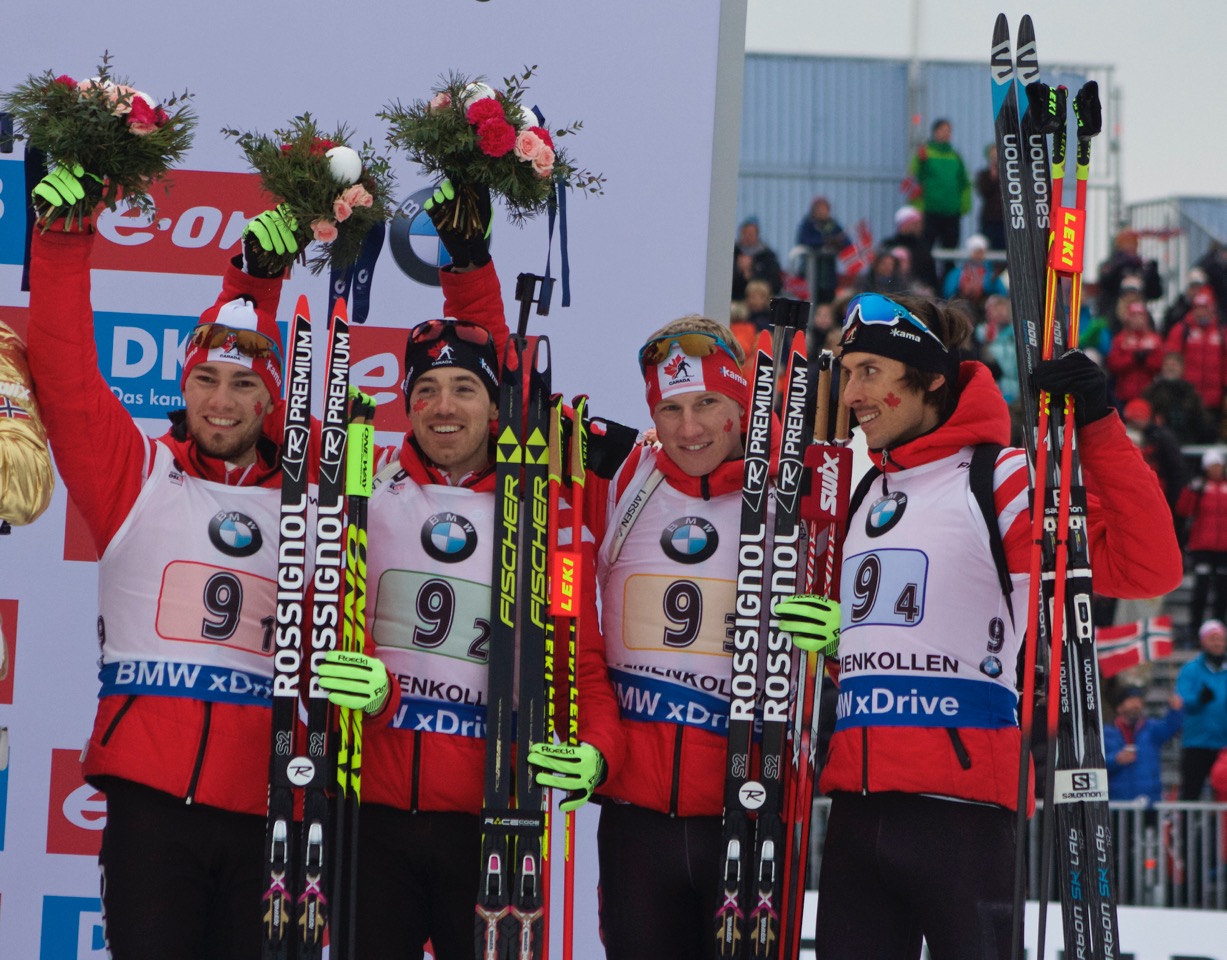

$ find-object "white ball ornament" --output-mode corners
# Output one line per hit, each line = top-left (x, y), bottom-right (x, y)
(325, 146), (363, 186)
(461, 82), (498, 108)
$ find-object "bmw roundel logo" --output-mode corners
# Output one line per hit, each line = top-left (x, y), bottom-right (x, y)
(660, 516), (719, 564)
(980, 655), (1004, 678)
(388, 187), (494, 287)
(208, 511), (263, 557)
(865, 492), (908, 538)
(421, 512), (478, 563)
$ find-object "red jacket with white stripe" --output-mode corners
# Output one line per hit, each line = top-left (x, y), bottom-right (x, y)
(818, 362), (1183, 811)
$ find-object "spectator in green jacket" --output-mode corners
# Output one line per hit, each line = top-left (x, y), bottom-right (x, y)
(907, 118), (971, 257)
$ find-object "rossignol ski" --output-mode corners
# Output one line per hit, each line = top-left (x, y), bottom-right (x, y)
(716, 298), (807, 960)
(476, 273), (553, 960)
(779, 350), (852, 960)
(261, 295), (352, 960)
(263, 295), (313, 960)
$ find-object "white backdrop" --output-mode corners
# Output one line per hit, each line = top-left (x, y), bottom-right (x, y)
(0, 2), (748, 956)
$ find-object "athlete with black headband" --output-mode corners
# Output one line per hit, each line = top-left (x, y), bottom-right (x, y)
(777, 293), (1182, 960)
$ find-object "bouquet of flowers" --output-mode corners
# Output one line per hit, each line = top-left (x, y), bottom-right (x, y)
(379, 66), (604, 238)
(221, 114), (396, 275)
(1, 52), (195, 227)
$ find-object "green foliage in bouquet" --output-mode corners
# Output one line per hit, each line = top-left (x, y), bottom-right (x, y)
(221, 113), (396, 275)
(1, 52), (195, 228)
(379, 66), (605, 238)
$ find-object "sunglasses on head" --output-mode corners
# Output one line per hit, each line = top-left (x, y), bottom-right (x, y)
(408, 318), (494, 348)
(188, 323), (281, 363)
(842, 293), (948, 353)
(637, 331), (740, 375)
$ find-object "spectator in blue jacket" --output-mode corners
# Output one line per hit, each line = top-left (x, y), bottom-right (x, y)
(1104, 685), (1183, 805)
(1176, 619), (1227, 799)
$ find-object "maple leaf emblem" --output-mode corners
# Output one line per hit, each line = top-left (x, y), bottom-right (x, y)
(664, 355), (685, 377)
(428, 340), (447, 359)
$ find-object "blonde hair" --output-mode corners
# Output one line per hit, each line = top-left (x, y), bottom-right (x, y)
(642, 314), (746, 365)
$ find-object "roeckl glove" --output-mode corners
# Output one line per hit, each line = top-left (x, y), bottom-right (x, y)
(775, 595), (841, 657)
(527, 742), (606, 812)
(424, 178), (492, 270)
(1034, 350), (1111, 427)
(242, 205), (300, 278)
(31, 163), (103, 211)
(317, 650), (389, 715)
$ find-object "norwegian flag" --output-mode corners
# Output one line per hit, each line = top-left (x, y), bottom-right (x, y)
(1096, 615), (1175, 679)
(837, 220), (875, 284)
(899, 173), (922, 201)
(0, 397), (30, 420)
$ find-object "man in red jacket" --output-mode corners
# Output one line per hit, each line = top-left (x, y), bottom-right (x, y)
(778, 293), (1183, 959)
(26, 168), (348, 956)
(1165, 286), (1227, 433)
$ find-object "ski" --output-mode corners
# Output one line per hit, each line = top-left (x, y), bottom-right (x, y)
(780, 350), (852, 960)
(715, 298), (806, 960)
(262, 296), (313, 960)
(476, 273), (553, 960)
(330, 380), (376, 960)
(296, 297), (350, 959)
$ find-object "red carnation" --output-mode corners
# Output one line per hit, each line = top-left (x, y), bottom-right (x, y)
(529, 126), (554, 149)
(309, 137), (336, 156)
(52, 74), (77, 89)
(466, 98), (505, 126)
(476, 118), (516, 158)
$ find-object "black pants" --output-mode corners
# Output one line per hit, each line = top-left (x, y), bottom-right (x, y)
(1180, 747), (1221, 800)
(99, 779), (265, 960)
(597, 803), (722, 960)
(354, 805), (480, 960)
(814, 792), (1018, 960)
(1189, 550), (1227, 637)
(923, 211), (962, 251)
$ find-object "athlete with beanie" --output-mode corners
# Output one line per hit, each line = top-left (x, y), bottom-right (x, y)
(321, 180), (622, 960)
(776, 293), (1183, 959)
(25, 170), (337, 956)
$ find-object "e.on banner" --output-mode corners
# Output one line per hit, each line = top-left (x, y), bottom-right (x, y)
(46, 748), (104, 856)
(90, 169), (271, 276)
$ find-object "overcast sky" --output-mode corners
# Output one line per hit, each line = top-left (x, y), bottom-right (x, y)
(745, 0), (1224, 205)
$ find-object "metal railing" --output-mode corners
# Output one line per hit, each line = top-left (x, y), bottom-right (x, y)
(806, 797), (1227, 910)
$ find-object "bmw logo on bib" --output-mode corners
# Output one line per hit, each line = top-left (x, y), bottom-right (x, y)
(208, 511), (263, 558)
(865, 492), (908, 538)
(660, 516), (719, 564)
(422, 512), (478, 563)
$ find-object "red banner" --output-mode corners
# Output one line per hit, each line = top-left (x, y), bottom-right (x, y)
(46, 748), (105, 856)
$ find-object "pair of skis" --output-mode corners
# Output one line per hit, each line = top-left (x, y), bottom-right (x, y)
(992, 14), (1116, 960)
(262, 295), (375, 960)
(717, 298), (849, 960)
(476, 273), (555, 960)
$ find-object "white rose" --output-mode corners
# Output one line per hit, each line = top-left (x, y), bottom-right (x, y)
(461, 82), (498, 108)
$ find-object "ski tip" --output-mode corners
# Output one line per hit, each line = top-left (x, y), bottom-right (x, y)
(330, 295), (349, 323)
(294, 294), (311, 323)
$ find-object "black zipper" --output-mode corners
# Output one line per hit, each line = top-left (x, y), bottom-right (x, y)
(411, 730), (423, 812)
(99, 695), (136, 745)
(184, 701), (212, 804)
(946, 728), (973, 770)
(668, 725), (684, 816)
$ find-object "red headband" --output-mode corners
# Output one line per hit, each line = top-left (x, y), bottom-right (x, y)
(643, 340), (748, 410)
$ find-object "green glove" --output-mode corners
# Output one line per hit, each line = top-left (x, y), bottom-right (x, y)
(424, 178), (492, 269)
(317, 650), (389, 715)
(527, 742), (606, 812)
(776, 595), (841, 657)
(31, 164), (103, 211)
(242, 205), (299, 277)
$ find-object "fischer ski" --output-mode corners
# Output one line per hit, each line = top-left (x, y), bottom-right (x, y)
(476, 274), (553, 960)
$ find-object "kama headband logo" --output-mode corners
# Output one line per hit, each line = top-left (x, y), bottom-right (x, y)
(865, 492), (907, 538)
(660, 516), (719, 564)
(208, 511), (263, 557)
(421, 512), (478, 563)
